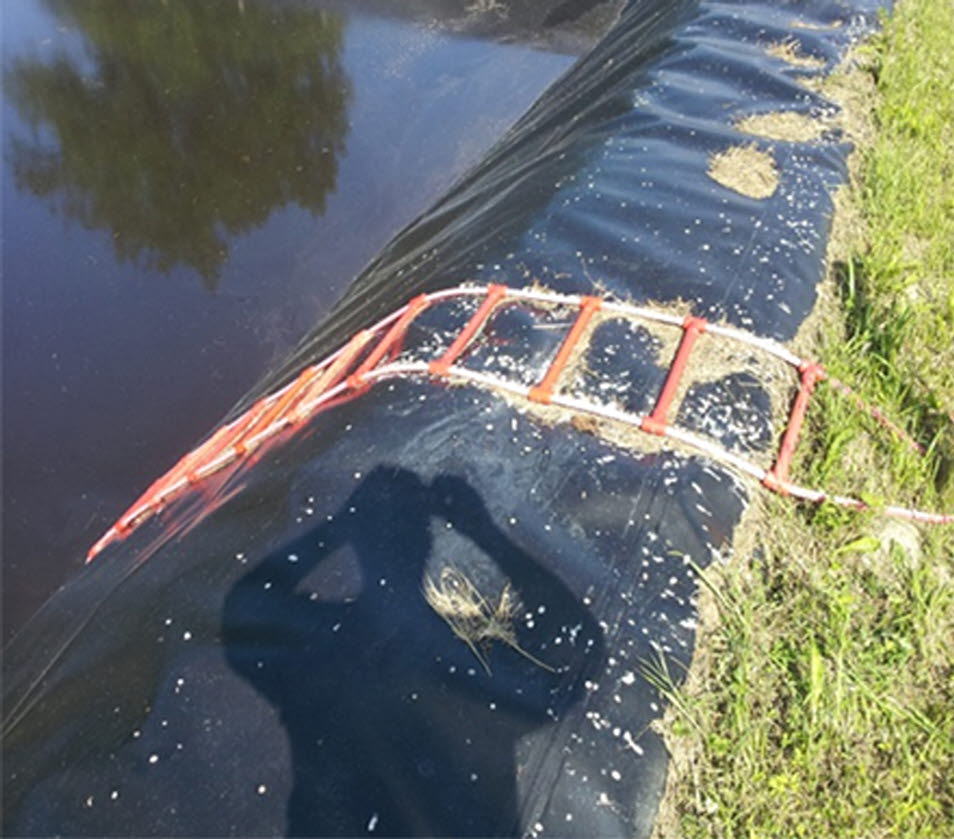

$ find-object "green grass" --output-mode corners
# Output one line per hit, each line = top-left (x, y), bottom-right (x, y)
(657, 1), (954, 836)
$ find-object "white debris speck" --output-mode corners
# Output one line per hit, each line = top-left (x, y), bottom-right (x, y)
(621, 671), (636, 685)
(110, 790), (120, 801)
(623, 731), (645, 755)
(148, 754), (159, 764)
(368, 813), (379, 832)
(182, 631), (192, 641)
(85, 795), (94, 808)
(287, 554), (299, 563)
(257, 784), (267, 795)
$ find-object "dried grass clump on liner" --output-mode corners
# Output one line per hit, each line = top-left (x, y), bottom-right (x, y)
(765, 38), (827, 70)
(423, 566), (555, 675)
(707, 144), (779, 199)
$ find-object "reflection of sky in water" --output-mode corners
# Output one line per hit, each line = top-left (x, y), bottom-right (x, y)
(2, 0), (576, 640)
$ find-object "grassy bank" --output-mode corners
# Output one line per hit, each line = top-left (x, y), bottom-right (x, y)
(657, 1), (954, 836)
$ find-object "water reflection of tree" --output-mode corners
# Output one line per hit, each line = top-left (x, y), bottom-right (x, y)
(5, 0), (350, 289)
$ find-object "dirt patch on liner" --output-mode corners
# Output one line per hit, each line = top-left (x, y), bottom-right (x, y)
(765, 38), (827, 70)
(707, 144), (779, 199)
(735, 110), (830, 143)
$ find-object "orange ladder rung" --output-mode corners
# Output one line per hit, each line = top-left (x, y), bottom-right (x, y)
(428, 284), (508, 377)
(641, 315), (707, 436)
(529, 296), (602, 404)
(764, 361), (825, 491)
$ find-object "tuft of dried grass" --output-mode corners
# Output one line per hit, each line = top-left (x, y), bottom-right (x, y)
(707, 144), (779, 199)
(790, 18), (842, 31)
(735, 110), (830, 143)
(765, 39), (827, 70)
(423, 566), (554, 674)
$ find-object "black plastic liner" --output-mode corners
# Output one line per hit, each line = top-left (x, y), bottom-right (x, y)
(257, 0), (884, 397)
(3, 1), (887, 836)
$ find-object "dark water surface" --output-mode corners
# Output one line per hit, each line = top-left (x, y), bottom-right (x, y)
(2, 0), (609, 641)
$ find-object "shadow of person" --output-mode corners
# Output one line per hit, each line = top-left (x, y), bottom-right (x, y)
(223, 466), (605, 837)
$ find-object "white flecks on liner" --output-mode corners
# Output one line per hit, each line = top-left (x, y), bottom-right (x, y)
(623, 730), (645, 755)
